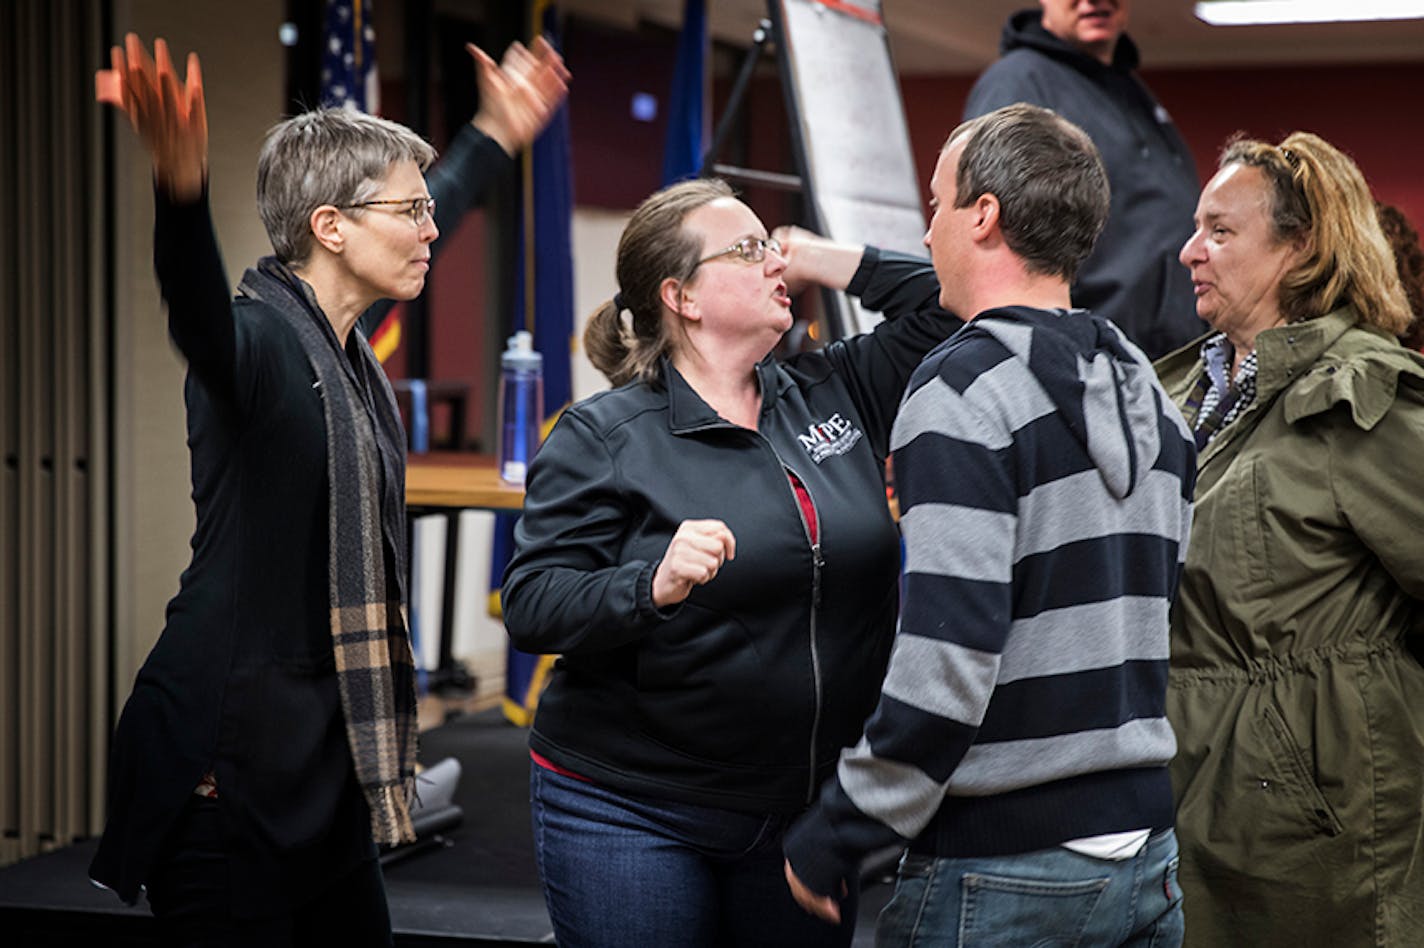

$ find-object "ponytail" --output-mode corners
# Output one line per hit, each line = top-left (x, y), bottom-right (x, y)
(585, 177), (737, 387)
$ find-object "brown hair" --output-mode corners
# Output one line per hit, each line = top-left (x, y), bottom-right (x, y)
(1375, 202), (1424, 349)
(1218, 132), (1410, 334)
(584, 178), (735, 387)
(948, 103), (1109, 282)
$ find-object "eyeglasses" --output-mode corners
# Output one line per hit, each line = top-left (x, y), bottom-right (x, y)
(696, 235), (783, 267)
(340, 196), (436, 227)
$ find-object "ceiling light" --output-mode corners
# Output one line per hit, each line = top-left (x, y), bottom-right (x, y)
(1195, 0), (1424, 25)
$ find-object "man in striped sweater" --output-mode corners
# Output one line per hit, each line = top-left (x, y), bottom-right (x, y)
(783, 104), (1196, 946)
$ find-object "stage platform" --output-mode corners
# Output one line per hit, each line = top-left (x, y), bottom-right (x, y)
(0, 708), (891, 946)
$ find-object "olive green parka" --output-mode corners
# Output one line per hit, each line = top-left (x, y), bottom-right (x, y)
(1156, 309), (1424, 947)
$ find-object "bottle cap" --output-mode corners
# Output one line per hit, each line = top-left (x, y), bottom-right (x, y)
(502, 330), (543, 370)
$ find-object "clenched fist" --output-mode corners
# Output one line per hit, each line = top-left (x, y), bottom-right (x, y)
(651, 519), (736, 608)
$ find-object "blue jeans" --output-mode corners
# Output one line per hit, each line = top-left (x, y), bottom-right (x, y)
(876, 828), (1184, 948)
(530, 763), (858, 947)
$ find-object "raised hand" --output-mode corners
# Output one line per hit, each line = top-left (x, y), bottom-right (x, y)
(96, 33), (207, 201)
(468, 35), (571, 156)
(771, 225), (863, 297)
(651, 519), (737, 608)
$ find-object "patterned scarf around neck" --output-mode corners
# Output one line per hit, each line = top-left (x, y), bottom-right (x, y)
(237, 257), (417, 846)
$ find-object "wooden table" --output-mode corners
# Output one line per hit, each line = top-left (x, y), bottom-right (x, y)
(407, 452), (525, 511)
(405, 454), (524, 692)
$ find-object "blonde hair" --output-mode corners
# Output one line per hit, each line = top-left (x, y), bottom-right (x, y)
(584, 178), (734, 387)
(1219, 132), (1410, 334)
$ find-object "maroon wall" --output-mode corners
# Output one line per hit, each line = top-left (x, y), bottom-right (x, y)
(565, 18), (679, 210)
(1144, 62), (1424, 226)
(608, 60), (1424, 251)
(897, 64), (1424, 233)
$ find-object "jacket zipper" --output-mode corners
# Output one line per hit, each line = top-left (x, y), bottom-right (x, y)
(685, 418), (828, 804)
(778, 458), (825, 805)
(807, 536), (824, 804)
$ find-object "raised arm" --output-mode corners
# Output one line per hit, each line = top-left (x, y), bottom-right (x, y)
(469, 36), (570, 157)
(98, 35), (240, 402)
(360, 37), (569, 336)
(97, 33), (206, 201)
(775, 226), (960, 456)
(425, 36), (568, 230)
(773, 225), (864, 296)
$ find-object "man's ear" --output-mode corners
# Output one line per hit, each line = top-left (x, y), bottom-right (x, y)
(969, 193), (1000, 244)
(660, 276), (698, 321)
(309, 205), (345, 255)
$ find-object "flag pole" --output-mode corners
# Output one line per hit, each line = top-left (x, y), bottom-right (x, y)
(521, 1), (550, 335)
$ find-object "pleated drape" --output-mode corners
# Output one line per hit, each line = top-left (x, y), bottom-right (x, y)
(1, 0), (111, 867)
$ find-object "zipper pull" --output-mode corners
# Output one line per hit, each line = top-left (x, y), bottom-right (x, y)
(811, 543), (823, 608)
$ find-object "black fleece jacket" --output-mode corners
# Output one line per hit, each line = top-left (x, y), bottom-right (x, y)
(503, 249), (957, 813)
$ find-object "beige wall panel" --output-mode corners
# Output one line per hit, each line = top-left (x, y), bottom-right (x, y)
(109, 0), (285, 706)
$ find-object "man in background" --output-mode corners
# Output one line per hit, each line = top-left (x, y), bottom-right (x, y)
(966, 0), (1203, 358)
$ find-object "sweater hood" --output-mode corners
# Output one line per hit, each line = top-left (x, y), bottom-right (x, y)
(1001, 8), (1140, 72)
(973, 306), (1177, 498)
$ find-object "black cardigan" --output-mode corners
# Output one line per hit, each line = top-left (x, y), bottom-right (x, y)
(90, 125), (511, 915)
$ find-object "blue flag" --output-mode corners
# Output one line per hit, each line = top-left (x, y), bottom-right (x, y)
(323, 0), (406, 369)
(498, 2), (575, 726)
(320, 0), (378, 112)
(662, 0), (708, 185)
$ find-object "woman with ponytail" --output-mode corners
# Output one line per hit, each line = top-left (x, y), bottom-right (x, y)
(501, 179), (958, 946)
(1158, 132), (1424, 946)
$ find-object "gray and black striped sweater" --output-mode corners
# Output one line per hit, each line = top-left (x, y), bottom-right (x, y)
(785, 305), (1197, 895)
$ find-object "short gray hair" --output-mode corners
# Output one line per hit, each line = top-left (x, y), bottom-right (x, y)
(256, 107), (437, 264)
(949, 104), (1109, 282)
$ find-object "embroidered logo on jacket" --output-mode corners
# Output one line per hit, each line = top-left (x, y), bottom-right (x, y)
(798, 412), (863, 463)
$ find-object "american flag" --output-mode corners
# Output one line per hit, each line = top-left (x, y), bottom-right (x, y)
(322, 0), (401, 363)
(320, 0), (379, 113)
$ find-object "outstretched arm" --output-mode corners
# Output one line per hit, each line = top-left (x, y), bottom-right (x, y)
(96, 33), (207, 201)
(469, 35), (570, 157)
(98, 35), (240, 403)
(359, 37), (570, 338)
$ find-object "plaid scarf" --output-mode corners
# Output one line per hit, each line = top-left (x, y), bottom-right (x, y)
(237, 258), (418, 846)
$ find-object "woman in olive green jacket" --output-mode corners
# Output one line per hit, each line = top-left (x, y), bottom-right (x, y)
(1157, 132), (1424, 947)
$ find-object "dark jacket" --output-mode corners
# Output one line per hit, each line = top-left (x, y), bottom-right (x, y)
(502, 249), (958, 813)
(965, 10), (1203, 358)
(1157, 311), (1424, 946)
(89, 125), (511, 913)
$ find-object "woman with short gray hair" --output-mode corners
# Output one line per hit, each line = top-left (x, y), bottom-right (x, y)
(87, 32), (566, 945)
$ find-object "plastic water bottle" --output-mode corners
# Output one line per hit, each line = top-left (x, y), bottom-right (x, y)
(497, 331), (544, 485)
